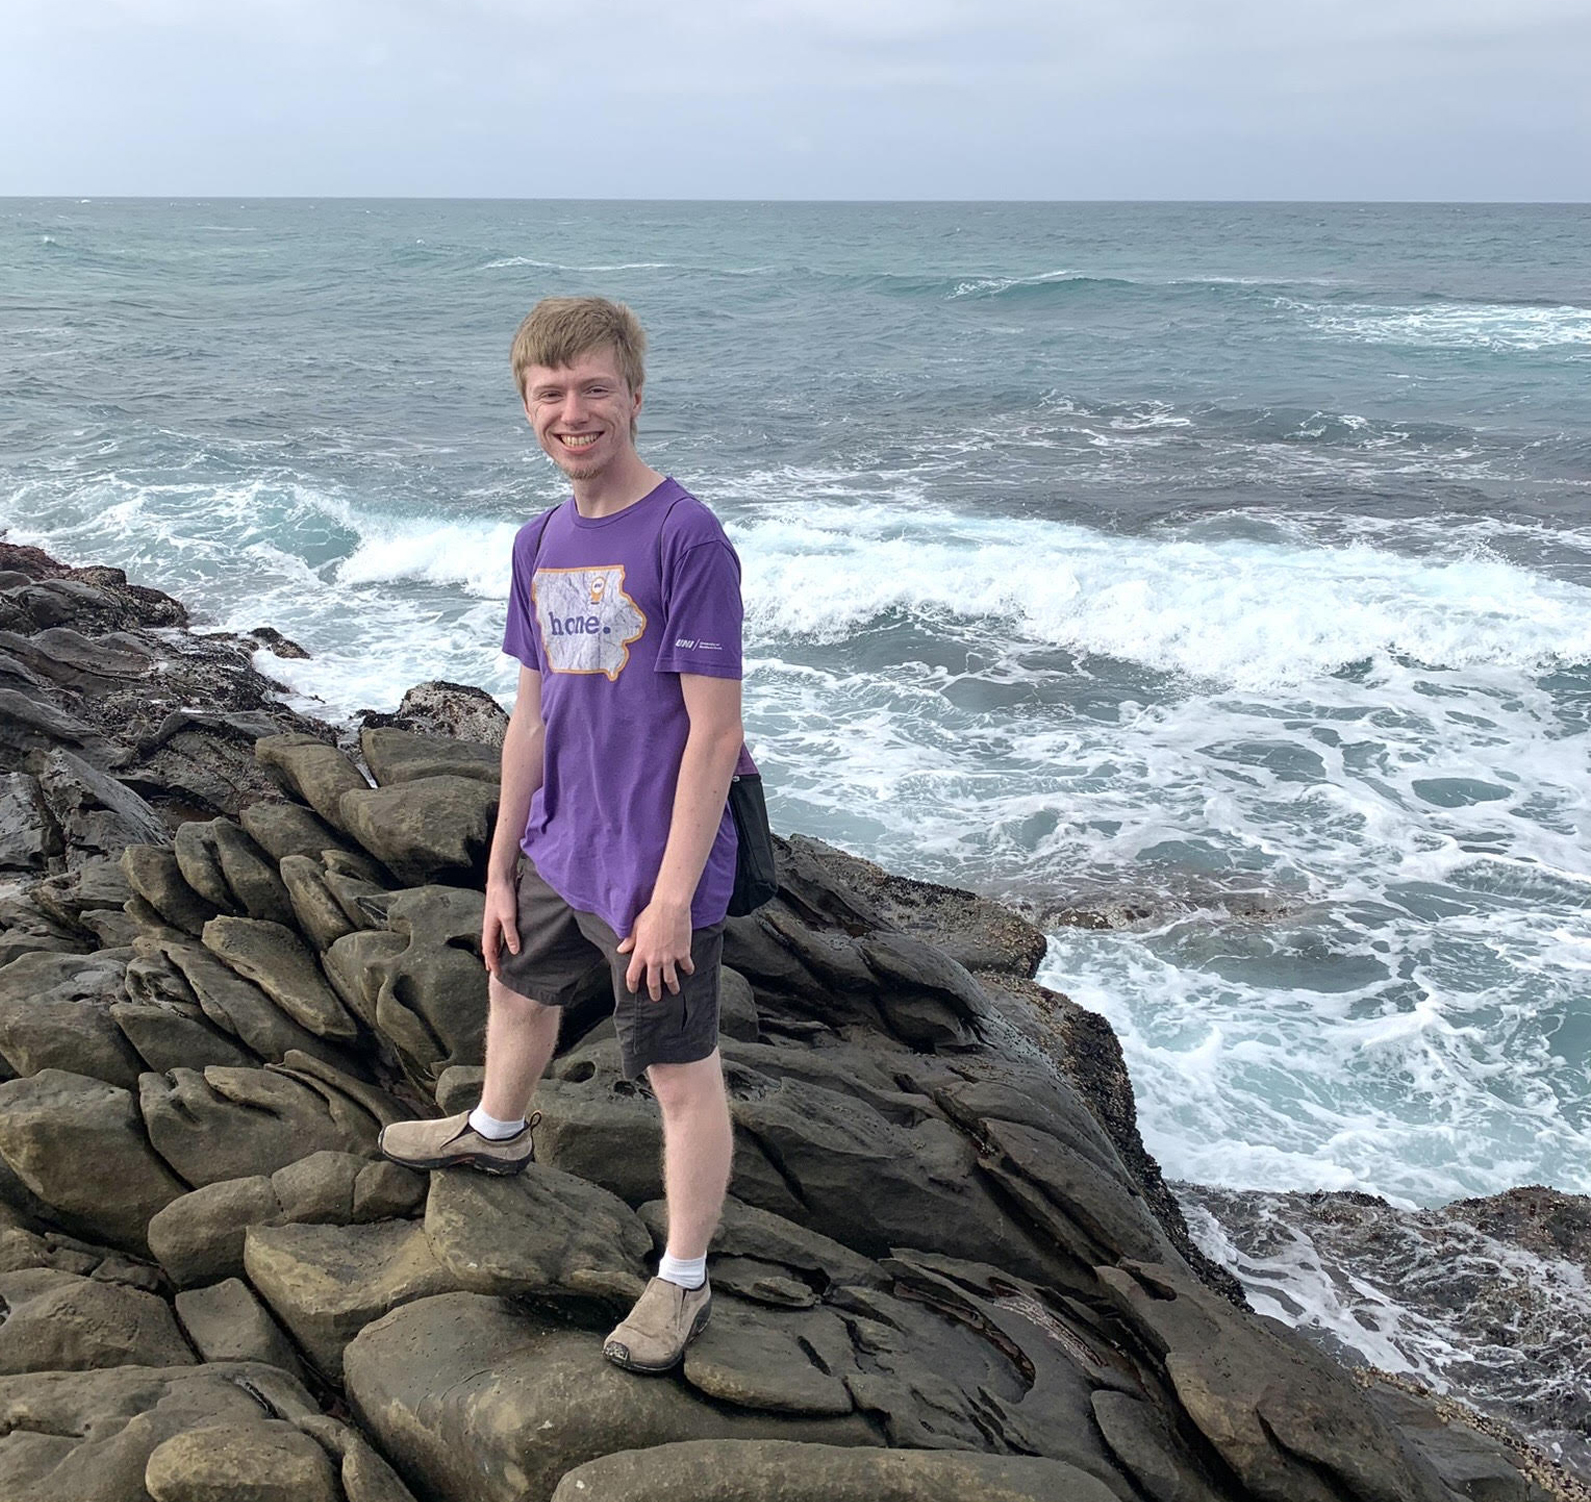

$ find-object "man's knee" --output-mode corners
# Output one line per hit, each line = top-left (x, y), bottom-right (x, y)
(648, 1052), (725, 1115)
(488, 972), (557, 1016)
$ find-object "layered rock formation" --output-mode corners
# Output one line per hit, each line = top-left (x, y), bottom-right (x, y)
(0, 539), (1574, 1502)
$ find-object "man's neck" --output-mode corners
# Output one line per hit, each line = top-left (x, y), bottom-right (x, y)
(570, 451), (667, 519)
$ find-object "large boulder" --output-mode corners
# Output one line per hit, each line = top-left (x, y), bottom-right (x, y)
(0, 1068), (187, 1252)
(254, 733), (370, 833)
(347, 885), (489, 1085)
(359, 725), (499, 786)
(174, 818), (295, 926)
(121, 844), (218, 936)
(0, 949), (145, 1087)
(423, 1162), (651, 1303)
(344, 1293), (877, 1502)
(356, 678), (508, 748)
(138, 1061), (388, 1186)
(1097, 1260), (1452, 1502)
(337, 776), (499, 886)
(0, 1268), (195, 1373)
(200, 917), (358, 1041)
(173, 1277), (305, 1378)
(0, 1361), (357, 1502)
(138, 933), (350, 1067)
(239, 800), (349, 864)
(144, 1422), (341, 1502)
(245, 1219), (460, 1378)
(550, 1440), (1122, 1502)
(148, 1151), (424, 1286)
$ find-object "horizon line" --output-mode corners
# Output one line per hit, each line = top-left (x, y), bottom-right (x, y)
(4, 195), (1590, 207)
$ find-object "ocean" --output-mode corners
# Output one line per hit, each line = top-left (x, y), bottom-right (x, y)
(3, 199), (1588, 1240)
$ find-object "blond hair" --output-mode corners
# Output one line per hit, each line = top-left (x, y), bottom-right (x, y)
(510, 297), (647, 422)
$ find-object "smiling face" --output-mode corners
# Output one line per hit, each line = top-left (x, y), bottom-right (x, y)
(522, 345), (643, 483)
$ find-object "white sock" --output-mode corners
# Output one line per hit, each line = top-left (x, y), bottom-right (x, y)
(657, 1252), (707, 1290)
(468, 1106), (526, 1141)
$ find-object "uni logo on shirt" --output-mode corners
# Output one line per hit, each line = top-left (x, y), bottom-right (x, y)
(533, 566), (646, 681)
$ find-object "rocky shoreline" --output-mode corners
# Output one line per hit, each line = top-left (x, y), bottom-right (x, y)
(0, 536), (1583, 1502)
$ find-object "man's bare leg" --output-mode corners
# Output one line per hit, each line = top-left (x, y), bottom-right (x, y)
(477, 974), (561, 1121)
(648, 1050), (733, 1260)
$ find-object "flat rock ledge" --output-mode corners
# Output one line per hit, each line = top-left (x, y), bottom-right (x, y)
(0, 540), (1579, 1502)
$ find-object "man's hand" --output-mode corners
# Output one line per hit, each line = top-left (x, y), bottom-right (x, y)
(482, 873), (521, 978)
(616, 897), (694, 1001)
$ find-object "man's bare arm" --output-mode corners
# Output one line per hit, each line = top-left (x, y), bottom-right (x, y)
(618, 672), (743, 1000)
(483, 664), (545, 975)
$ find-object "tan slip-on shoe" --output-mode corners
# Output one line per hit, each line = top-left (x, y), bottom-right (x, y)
(603, 1275), (712, 1374)
(377, 1109), (539, 1175)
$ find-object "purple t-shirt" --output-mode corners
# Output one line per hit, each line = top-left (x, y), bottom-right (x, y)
(501, 476), (743, 937)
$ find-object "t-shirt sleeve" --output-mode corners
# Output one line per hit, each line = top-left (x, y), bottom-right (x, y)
(501, 527), (544, 672)
(654, 539), (743, 680)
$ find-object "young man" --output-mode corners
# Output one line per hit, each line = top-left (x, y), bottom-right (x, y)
(379, 296), (744, 1374)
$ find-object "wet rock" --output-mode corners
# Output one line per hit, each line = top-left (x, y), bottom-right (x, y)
(173, 1277), (305, 1379)
(0, 686), (116, 768)
(359, 725), (499, 786)
(1364, 1382), (1554, 1502)
(356, 678), (508, 748)
(200, 916), (358, 1041)
(0, 1068), (188, 1253)
(18, 626), (154, 689)
(343, 1292), (876, 1502)
(337, 775), (498, 886)
(29, 852), (133, 932)
(978, 1114), (1180, 1268)
(144, 1420), (341, 1502)
(0, 887), (89, 966)
(0, 1268), (195, 1373)
(0, 773), (60, 870)
(1090, 1390), (1227, 1502)
(549, 1439), (1123, 1502)
(1097, 1259), (1451, 1502)
(719, 963), (760, 1041)
(255, 733), (370, 832)
(729, 1075), (1063, 1285)
(424, 1162), (651, 1303)
(34, 747), (167, 861)
(245, 1219), (459, 1378)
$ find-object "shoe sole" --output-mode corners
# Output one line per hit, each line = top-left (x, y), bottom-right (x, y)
(603, 1300), (712, 1375)
(377, 1136), (534, 1176)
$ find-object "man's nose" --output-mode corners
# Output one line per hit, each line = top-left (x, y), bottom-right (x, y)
(560, 392), (590, 425)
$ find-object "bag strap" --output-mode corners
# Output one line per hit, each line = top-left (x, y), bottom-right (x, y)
(527, 506), (556, 573)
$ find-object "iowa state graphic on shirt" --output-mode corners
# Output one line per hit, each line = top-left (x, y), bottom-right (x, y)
(531, 566), (647, 680)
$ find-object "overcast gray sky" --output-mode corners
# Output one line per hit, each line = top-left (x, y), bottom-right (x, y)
(3, 0), (1587, 199)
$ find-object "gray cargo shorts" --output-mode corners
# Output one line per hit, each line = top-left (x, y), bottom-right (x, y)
(493, 856), (724, 1080)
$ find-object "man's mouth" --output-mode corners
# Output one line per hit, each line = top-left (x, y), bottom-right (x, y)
(558, 433), (600, 451)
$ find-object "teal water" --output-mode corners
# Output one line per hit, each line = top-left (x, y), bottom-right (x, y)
(3, 199), (1589, 1208)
